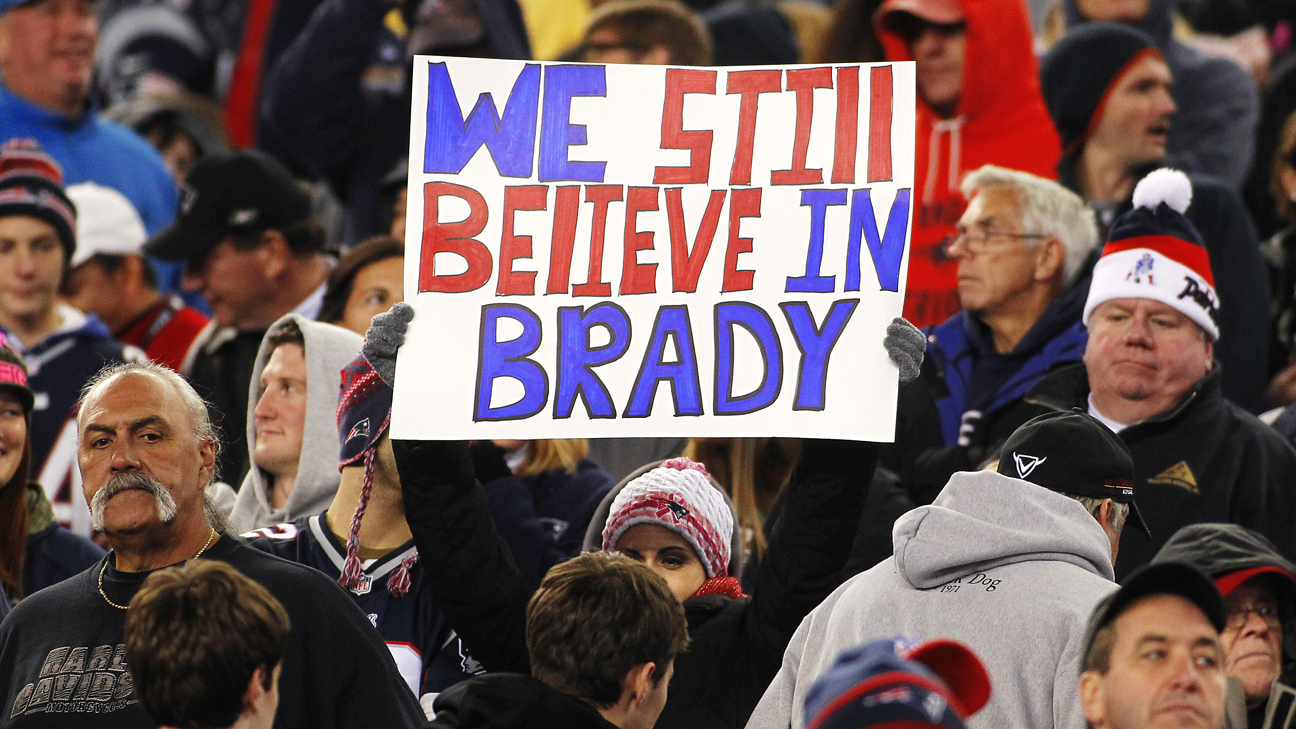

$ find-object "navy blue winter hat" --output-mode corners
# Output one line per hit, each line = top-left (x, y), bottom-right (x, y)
(804, 638), (990, 729)
(1040, 23), (1161, 155)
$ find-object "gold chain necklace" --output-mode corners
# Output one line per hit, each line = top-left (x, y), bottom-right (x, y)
(98, 528), (219, 610)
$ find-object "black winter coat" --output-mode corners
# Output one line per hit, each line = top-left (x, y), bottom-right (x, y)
(394, 438), (876, 729)
(429, 674), (618, 729)
(1025, 364), (1296, 580)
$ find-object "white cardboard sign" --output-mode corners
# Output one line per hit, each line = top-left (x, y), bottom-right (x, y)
(392, 56), (916, 441)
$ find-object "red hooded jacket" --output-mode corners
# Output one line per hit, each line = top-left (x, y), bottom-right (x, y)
(879, 0), (1061, 326)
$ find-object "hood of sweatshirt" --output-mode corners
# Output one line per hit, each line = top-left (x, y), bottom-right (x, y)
(229, 314), (363, 533)
(893, 469), (1115, 589)
(582, 459), (745, 579)
(877, 0), (1061, 327)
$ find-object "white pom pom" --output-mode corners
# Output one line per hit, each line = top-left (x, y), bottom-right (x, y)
(1132, 168), (1192, 213)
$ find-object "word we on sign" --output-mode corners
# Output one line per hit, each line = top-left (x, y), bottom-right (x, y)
(391, 57), (915, 442)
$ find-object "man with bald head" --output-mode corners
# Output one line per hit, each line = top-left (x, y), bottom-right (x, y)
(0, 361), (424, 729)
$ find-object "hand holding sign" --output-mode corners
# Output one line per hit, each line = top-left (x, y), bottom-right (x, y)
(365, 301), (925, 388)
(393, 57), (916, 441)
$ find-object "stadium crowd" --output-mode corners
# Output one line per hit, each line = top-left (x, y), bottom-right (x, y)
(2, 0), (1296, 725)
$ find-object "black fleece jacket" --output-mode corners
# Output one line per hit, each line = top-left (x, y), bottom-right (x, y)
(395, 438), (876, 729)
(1025, 364), (1296, 581)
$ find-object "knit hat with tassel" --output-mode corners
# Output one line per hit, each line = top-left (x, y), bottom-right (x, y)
(335, 349), (418, 597)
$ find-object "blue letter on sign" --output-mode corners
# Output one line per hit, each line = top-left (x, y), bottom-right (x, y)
(845, 188), (910, 292)
(475, 305), (548, 421)
(539, 66), (608, 183)
(781, 299), (858, 410)
(555, 303), (631, 419)
(626, 306), (703, 417)
(425, 62), (540, 178)
(786, 189), (848, 293)
(715, 303), (782, 415)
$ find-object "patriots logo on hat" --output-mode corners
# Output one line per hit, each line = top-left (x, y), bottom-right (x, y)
(864, 687), (913, 707)
(1177, 277), (1219, 324)
(1013, 453), (1047, 478)
(659, 500), (690, 521)
(347, 417), (371, 443)
(229, 208), (258, 225)
(1126, 253), (1155, 284)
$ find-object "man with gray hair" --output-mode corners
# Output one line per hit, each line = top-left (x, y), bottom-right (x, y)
(886, 164), (1101, 503)
(0, 361), (425, 729)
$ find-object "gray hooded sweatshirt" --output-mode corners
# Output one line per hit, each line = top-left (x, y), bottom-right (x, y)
(229, 315), (363, 534)
(745, 470), (1118, 729)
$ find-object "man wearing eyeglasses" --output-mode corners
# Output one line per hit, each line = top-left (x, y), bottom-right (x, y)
(1154, 524), (1296, 728)
(886, 165), (1101, 503)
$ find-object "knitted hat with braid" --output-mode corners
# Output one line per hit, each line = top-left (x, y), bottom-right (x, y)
(335, 350), (417, 596)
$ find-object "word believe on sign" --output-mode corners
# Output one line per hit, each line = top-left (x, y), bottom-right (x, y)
(391, 57), (915, 442)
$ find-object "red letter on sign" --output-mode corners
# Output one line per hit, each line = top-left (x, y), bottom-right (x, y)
(832, 66), (859, 184)
(653, 69), (717, 185)
(771, 67), (833, 186)
(573, 185), (622, 297)
(665, 187), (725, 293)
(868, 66), (893, 183)
(546, 185), (581, 294)
(497, 185), (547, 295)
(725, 69), (781, 186)
(620, 186), (659, 295)
(722, 188), (761, 292)
(419, 182), (491, 293)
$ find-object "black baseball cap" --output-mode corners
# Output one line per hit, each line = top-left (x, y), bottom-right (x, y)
(1082, 562), (1227, 672)
(144, 150), (311, 261)
(997, 409), (1151, 540)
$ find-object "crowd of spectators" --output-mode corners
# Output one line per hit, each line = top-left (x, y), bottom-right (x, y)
(4, 0), (1296, 725)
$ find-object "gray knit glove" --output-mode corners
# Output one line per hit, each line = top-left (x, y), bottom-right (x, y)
(362, 302), (413, 386)
(884, 317), (925, 384)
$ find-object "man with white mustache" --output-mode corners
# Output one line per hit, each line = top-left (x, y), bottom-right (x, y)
(0, 361), (425, 729)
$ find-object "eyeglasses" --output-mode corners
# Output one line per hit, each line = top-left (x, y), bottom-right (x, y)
(1224, 600), (1291, 630)
(939, 229), (1051, 257)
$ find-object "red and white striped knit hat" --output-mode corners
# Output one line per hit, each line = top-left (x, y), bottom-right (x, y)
(1083, 168), (1219, 340)
(601, 457), (734, 579)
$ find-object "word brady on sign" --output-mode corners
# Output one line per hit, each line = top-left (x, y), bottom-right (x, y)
(392, 57), (916, 441)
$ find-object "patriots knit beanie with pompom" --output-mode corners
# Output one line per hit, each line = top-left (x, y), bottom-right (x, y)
(1083, 168), (1219, 341)
(601, 457), (734, 579)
